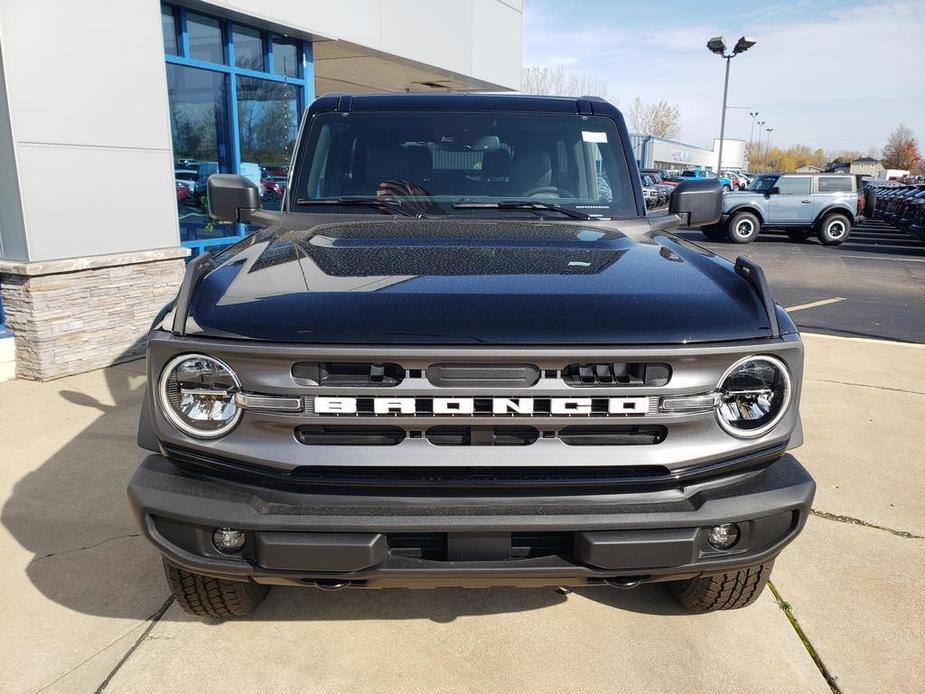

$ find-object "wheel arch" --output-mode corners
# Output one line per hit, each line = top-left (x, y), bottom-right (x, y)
(727, 205), (765, 226)
(814, 205), (854, 228)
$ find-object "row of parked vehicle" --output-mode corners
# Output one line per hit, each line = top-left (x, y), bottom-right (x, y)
(868, 182), (925, 243)
(174, 161), (288, 207)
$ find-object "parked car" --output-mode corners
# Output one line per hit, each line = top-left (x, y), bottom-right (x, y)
(701, 173), (859, 245)
(681, 169), (734, 191)
(723, 172), (746, 190)
(175, 180), (190, 203)
(897, 188), (925, 231)
(261, 175), (288, 201)
(641, 174), (671, 206)
(175, 169), (198, 198)
(129, 92), (812, 619)
(640, 169), (678, 186)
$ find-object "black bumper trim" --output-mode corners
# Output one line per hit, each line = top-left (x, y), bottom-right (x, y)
(128, 453), (814, 586)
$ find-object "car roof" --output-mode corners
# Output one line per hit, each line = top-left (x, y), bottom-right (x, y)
(314, 92), (618, 115)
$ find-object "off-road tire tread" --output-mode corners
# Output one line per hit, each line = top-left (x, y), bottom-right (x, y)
(669, 560), (774, 612)
(163, 559), (268, 618)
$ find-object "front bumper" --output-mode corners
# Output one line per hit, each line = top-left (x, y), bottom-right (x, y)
(128, 454), (814, 588)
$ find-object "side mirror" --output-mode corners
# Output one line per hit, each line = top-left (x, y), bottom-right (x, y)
(768, 186), (780, 195)
(668, 178), (722, 227)
(207, 174), (261, 222)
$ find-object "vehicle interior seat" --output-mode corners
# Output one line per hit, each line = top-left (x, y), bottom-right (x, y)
(510, 147), (554, 197)
(480, 149), (512, 196)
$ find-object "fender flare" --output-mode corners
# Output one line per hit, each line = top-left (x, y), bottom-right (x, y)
(726, 205), (766, 226)
(814, 205), (855, 228)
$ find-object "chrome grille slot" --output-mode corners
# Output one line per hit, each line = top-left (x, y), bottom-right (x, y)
(426, 363), (540, 388)
(425, 426), (539, 446)
(563, 362), (671, 387)
(296, 425), (405, 446)
(559, 425), (666, 446)
(293, 362), (404, 387)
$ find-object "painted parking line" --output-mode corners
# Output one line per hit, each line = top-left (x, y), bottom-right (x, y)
(785, 297), (846, 313)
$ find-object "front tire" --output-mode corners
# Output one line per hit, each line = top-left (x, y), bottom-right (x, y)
(669, 560), (774, 612)
(817, 213), (851, 246)
(726, 211), (761, 244)
(163, 559), (269, 618)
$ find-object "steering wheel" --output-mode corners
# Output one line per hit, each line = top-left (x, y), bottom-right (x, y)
(521, 185), (575, 199)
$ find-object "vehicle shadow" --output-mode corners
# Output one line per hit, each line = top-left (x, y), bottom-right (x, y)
(678, 222), (925, 258)
(1, 356), (685, 623)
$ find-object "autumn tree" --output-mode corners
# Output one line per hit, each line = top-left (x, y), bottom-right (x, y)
(520, 65), (611, 100)
(882, 124), (922, 172)
(626, 97), (682, 140)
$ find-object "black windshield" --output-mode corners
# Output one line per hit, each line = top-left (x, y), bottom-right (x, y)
(291, 111), (637, 217)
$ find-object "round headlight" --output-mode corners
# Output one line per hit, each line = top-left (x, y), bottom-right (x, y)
(158, 354), (242, 438)
(715, 355), (791, 438)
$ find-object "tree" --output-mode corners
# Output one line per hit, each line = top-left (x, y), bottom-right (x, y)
(626, 97), (682, 140)
(882, 124), (922, 172)
(520, 65), (611, 100)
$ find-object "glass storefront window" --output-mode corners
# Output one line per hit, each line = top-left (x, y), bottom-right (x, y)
(272, 38), (299, 77)
(236, 78), (300, 211)
(233, 26), (264, 71)
(166, 64), (233, 242)
(161, 6), (178, 55)
(161, 4), (310, 253)
(187, 12), (224, 64)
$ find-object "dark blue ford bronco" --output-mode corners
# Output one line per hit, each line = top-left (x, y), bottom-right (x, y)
(129, 93), (814, 617)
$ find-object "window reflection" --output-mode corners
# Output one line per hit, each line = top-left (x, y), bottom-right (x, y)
(187, 12), (224, 64)
(236, 77), (300, 211)
(233, 26), (264, 71)
(272, 38), (299, 77)
(161, 6), (178, 55)
(166, 64), (233, 241)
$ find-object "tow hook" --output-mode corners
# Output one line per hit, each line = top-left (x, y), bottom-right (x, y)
(313, 579), (353, 591)
(604, 576), (645, 589)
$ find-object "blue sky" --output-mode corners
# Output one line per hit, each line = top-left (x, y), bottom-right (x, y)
(523, 0), (925, 155)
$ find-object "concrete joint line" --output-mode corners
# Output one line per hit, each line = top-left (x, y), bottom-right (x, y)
(34, 597), (173, 694)
(768, 581), (841, 694)
(810, 509), (924, 540)
(35, 533), (141, 561)
(804, 377), (925, 397)
(95, 596), (175, 693)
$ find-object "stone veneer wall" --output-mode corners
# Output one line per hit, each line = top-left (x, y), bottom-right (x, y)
(0, 248), (188, 380)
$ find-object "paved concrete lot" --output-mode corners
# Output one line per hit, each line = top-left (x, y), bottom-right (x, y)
(678, 219), (925, 343)
(2, 334), (923, 694)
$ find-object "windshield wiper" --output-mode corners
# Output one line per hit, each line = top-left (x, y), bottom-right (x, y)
(294, 196), (414, 217)
(451, 200), (597, 220)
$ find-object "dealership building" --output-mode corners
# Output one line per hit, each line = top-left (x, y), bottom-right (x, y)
(630, 134), (747, 174)
(0, 0), (523, 381)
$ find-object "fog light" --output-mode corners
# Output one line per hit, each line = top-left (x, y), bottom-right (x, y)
(212, 527), (246, 554)
(706, 523), (740, 550)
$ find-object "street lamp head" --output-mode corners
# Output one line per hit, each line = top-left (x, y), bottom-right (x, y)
(707, 36), (727, 56)
(733, 36), (757, 54)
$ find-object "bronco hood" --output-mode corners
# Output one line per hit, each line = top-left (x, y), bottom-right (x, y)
(184, 217), (779, 344)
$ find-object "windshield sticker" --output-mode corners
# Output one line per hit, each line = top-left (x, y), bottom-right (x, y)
(582, 131), (608, 143)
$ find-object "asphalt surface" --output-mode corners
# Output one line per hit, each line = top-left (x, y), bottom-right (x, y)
(677, 219), (925, 343)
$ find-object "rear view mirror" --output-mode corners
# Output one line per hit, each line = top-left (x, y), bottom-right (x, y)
(668, 179), (723, 227)
(207, 174), (261, 222)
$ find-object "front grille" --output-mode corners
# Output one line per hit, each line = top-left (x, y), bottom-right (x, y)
(426, 363), (540, 388)
(292, 362), (405, 387)
(425, 426), (539, 446)
(558, 425), (666, 446)
(562, 362), (671, 387)
(296, 426), (405, 446)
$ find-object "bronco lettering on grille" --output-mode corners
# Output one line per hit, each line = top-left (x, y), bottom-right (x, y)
(314, 396), (651, 416)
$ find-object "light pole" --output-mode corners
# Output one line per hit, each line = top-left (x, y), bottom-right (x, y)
(707, 35), (756, 176)
(748, 111), (759, 170)
(765, 128), (774, 171)
(756, 120), (766, 170)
